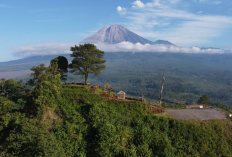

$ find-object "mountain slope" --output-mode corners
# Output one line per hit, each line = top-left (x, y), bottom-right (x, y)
(152, 40), (175, 46)
(81, 24), (153, 44)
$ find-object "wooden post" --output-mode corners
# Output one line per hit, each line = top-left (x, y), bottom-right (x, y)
(141, 94), (144, 103)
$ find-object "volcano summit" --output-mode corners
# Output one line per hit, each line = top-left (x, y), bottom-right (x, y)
(81, 24), (175, 46)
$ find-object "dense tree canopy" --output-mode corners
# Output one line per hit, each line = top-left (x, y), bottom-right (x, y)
(197, 95), (211, 105)
(28, 64), (62, 110)
(28, 64), (60, 86)
(0, 78), (6, 92)
(51, 56), (68, 82)
(0, 78), (27, 100)
(69, 44), (106, 84)
(1, 84), (232, 156)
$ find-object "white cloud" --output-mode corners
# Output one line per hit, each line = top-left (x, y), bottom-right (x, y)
(197, 11), (203, 14)
(132, 0), (163, 8)
(132, 0), (145, 8)
(117, 0), (232, 46)
(96, 42), (225, 54)
(197, 0), (222, 4)
(12, 42), (73, 57)
(12, 42), (226, 58)
(117, 6), (123, 11)
(117, 6), (127, 15)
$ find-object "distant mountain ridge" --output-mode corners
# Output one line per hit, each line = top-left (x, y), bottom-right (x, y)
(153, 40), (175, 46)
(200, 47), (223, 50)
(81, 24), (175, 46)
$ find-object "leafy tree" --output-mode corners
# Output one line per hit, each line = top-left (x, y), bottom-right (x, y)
(69, 44), (106, 84)
(197, 95), (211, 105)
(1, 79), (27, 99)
(4, 79), (21, 96)
(29, 64), (61, 105)
(28, 64), (60, 86)
(0, 78), (6, 92)
(51, 56), (68, 82)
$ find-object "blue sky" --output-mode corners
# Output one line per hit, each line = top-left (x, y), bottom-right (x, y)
(1, 0), (232, 61)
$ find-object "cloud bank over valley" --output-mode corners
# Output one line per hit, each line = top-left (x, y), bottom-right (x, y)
(13, 42), (226, 58)
(12, 42), (74, 58)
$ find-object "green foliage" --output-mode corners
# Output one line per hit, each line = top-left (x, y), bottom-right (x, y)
(65, 52), (232, 107)
(0, 78), (6, 92)
(197, 95), (211, 105)
(34, 74), (62, 109)
(1, 85), (232, 156)
(51, 56), (68, 82)
(3, 53), (232, 107)
(0, 79), (27, 100)
(28, 64), (60, 86)
(217, 103), (232, 118)
(162, 102), (186, 109)
(69, 44), (106, 84)
(29, 64), (62, 113)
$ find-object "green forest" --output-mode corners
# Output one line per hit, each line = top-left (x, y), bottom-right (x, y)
(1, 47), (232, 156)
(1, 52), (232, 107)
(1, 78), (232, 156)
(68, 52), (232, 107)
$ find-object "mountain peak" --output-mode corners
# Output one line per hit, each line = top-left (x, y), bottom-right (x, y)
(152, 40), (175, 46)
(81, 24), (176, 46)
(112, 24), (120, 27)
(81, 24), (153, 44)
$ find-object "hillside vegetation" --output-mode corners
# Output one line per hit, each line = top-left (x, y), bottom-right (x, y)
(1, 84), (232, 156)
(1, 53), (232, 107)
(72, 52), (232, 106)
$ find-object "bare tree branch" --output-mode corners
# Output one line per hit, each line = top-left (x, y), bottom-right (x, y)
(159, 71), (165, 105)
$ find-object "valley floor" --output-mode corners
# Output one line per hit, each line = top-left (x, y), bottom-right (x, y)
(0, 70), (31, 79)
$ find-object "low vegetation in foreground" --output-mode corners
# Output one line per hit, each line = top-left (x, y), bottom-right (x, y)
(1, 83), (232, 157)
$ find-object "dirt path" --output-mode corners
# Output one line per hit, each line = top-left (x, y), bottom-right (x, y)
(166, 108), (227, 120)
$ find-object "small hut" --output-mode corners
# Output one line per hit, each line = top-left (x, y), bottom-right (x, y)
(117, 91), (126, 100)
(104, 83), (111, 91)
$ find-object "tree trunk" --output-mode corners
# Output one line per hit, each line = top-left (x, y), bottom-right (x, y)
(159, 72), (165, 105)
(84, 74), (88, 84)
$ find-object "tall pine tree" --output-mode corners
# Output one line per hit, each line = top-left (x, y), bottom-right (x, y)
(69, 44), (106, 84)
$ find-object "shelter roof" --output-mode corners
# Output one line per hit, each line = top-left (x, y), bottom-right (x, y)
(117, 91), (126, 95)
